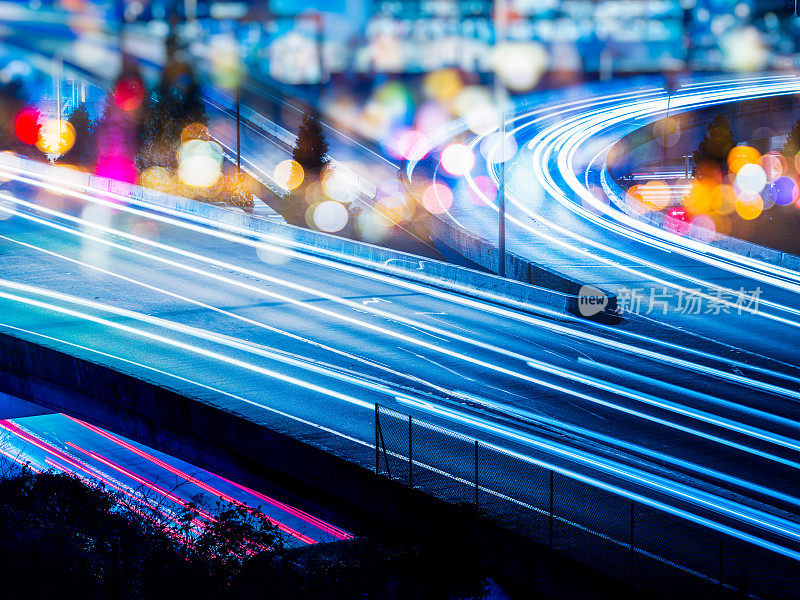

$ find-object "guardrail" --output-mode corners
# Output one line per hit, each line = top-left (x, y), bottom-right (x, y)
(374, 403), (800, 599)
(396, 168), (619, 317)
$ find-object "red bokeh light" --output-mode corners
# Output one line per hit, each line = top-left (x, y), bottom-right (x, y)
(665, 206), (690, 236)
(114, 77), (144, 112)
(14, 107), (41, 145)
(95, 155), (138, 184)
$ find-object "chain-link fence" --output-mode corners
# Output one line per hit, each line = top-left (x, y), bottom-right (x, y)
(374, 403), (800, 599)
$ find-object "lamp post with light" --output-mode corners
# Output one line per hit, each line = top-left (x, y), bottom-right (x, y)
(494, 0), (507, 278)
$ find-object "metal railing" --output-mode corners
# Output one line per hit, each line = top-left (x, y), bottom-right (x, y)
(374, 403), (799, 599)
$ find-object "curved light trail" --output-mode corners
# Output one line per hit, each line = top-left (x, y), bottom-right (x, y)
(0, 157), (798, 573)
(398, 73), (800, 576)
(0, 32), (798, 588)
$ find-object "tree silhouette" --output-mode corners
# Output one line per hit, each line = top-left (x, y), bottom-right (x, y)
(138, 88), (180, 171)
(137, 66), (208, 172)
(59, 103), (94, 167)
(292, 112), (329, 178)
(178, 74), (207, 127)
(692, 113), (735, 173)
(783, 118), (800, 159)
(283, 112), (329, 225)
(0, 79), (30, 155)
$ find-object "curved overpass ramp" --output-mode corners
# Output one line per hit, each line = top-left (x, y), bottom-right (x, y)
(407, 75), (800, 366)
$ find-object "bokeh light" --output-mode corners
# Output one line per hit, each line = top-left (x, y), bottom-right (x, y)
(454, 86), (498, 135)
(664, 206), (690, 236)
(734, 163), (767, 195)
(178, 140), (224, 187)
(373, 81), (413, 123)
(313, 200), (349, 232)
(414, 101), (450, 134)
(181, 123), (210, 144)
(727, 145), (760, 174)
(716, 184), (738, 215)
(684, 180), (717, 215)
(393, 129), (429, 161)
(735, 195), (763, 220)
(721, 26), (767, 71)
(761, 151), (786, 182)
(695, 160), (722, 183)
(492, 41), (549, 91)
(322, 169), (357, 203)
(114, 76), (144, 111)
(440, 143), (475, 176)
(95, 156), (137, 184)
(274, 159), (304, 191)
(625, 184), (646, 213)
(468, 176), (497, 206)
(36, 119), (76, 155)
(480, 133), (517, 164)
(422, 68), (463, 102)
(356, 211), (391, 243)
(690, 213), (716, 243)
(14, 107), (40, 145)
(422, 182), (453, 214)
(140, 166), (174, 192)
(771, 176), (798, 206)
(640, 180), (671, 211)
(209, 35), (244, 90)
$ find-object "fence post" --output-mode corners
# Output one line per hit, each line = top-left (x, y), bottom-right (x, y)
(111, 534), (120, 600)
(408, 415), (413, 487)
(474, 439), (479, 511)
(549, 469), (554, 550)
(629, 502), (635, 584)
(374, 405), (391, 478)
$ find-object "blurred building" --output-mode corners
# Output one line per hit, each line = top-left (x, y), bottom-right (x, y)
(38, 0), (800, 78)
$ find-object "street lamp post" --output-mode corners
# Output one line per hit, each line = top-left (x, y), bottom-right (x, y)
(663, 72), (680, 166)
(494, 0), (507, 278)
(234, 18), (245, 175)
(313, 11), (324, 101)
(236, 79), (241, 173)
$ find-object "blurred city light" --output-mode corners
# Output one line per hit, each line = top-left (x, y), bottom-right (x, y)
(422, 182), (454, 214)
(14, 106), (40, 145)
(313, 199), (348, 232)
(178, 139), (224, 187)
(114, 76), (144, 111)
(440, 143), (475, 176)
(36, 118), (75, 155)
(275, 159), (304, 191)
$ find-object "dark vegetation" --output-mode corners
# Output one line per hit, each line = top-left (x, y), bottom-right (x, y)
(692, 113), (735, 174)
(783, 116), (800, 158)
(284, 112), (330, 226)
(62, 102), (94, 166)
(683, 108), (800, 255)
(0, 465), (490, 600)
(0, 59), (258, 213)
(0, 62), (436, 255)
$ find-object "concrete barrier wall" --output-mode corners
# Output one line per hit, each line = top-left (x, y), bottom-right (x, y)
(603, 171), (800, 271)
(0, 153), (600, 316)
(397, 172), (618, 315)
